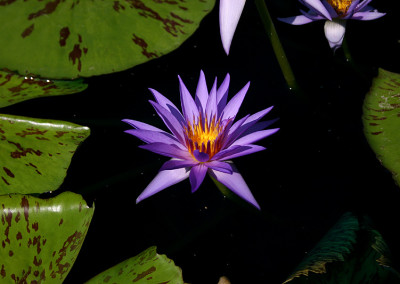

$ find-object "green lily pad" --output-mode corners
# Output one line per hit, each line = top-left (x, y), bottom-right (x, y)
(0, 69), (87, 108)
(85, 246), (184, 284)
(0, 114), (90, 194)
(0, 0), (215, 79)
(283, 212), (400, 283)
(363, 68), (400, 187)
(0, 191), (94, 283)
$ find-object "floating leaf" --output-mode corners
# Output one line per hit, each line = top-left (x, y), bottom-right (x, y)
(363, 69), (400, 187)
(284, 212), (400, 283)
(0, 69), (87, 108)
(0, 114), (90, 194)
(0, 191), (94, 283)
(85, 246), (184, 284)
(0, 0), (215, 79)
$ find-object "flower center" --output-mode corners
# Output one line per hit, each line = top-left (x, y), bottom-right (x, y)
(326, 0), (353, 15)
(184, 114), (228, 159)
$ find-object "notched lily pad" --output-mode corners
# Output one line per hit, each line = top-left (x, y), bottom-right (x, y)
(284, 212), (400, 283)
(0, 0), (215, 79)
(0, 114), (90, 194)
(0, 69), (87, 108)
(363, 68), (400, 187)
(85, 246), (184, 284)
(0, 191), (94, 283)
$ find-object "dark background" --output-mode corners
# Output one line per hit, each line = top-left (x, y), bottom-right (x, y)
(4, 0), (400, 283)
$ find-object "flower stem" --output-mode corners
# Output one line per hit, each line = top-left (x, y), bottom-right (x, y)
(254, 0), (300, 93)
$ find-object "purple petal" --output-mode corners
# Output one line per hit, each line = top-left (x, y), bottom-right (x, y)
(301, 0), (332, 20)
(124, 129), (185, 149)
(149, 101), (185, 143)
(278, 15), (316, 25)
(136, 168), (189, 203)
(206, 77), (218, 119)
(324, 19), (346, 51)
(209, 163), (260, 209)
(195, 70), (209, 114)
(231, 128), (279, 146)
(189, 164), (208, 192)
(355, 0), (373, 11)
(300, 9), (326, 20)
(214, 144), (266, 161)
(159, 159), (197, 171)
(179, 75), (200, 125)
(320, 0), (338, 17)
(140, 142), (192, 160)
(219, 0), (246, 55)
(122, 119), (164, 132)
(193, 149), (210, 162)
(217, 73), (230, 116)
(221, 82), (250, 121)
(351, 11), (386, 20)
(149, 88), (185, 125)
(242, 118), (280, 136)
(343, 0), (360, 18)
(205, 160), (233, 174)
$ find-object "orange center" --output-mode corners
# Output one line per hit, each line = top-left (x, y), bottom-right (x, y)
(326, 0), (353, 15)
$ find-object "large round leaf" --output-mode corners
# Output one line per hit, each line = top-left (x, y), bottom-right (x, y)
(85, 246), (183, 284)
(0, 69), (87, 108)
(363, 69), (400, 187)
(0, 114), (90, 194)
(0, 191), (94, 283)
(0, 0), (215, 79)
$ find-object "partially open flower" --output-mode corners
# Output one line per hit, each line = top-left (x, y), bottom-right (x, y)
(123, 71), (278, 209)
(278, 0), (385, 51)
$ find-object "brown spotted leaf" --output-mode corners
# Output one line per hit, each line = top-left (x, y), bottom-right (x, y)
(0, 191), (94, 283)
(362, 69), (400, 186)
(0, 0), (215, 79)
(85, 246), (184, 284)
(0, 114), (89, 194)
(0, 69), (87, 108)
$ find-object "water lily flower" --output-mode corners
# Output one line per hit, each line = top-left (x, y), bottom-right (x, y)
(278, 0), (385, 51)
(123, 71), (278, 209)
(219, 0), (246, 55)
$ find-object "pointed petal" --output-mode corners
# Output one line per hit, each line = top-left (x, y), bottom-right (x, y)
(124, 129), (185, 149)
(206, 77), (218, 119)
(122, 119), (165, 132)
(231, 128), (279, 146)
(221, 82), (250, 121)
(213, 144), (266, 161)
(136, 168), (189, 203)
(139, 142), (192, 160)
(195, 70), (209, 113)
(351, 11), (386, 20)
(193, 149), (210, 162)
(324, 19), (346, 51)
(219, 0), (246, 55)
(217, 73), (230, 116)
(242, 118), (279, 136)
(301, 0), (332, 20)
(278, 15), (316, 25)
(189, 164), (208, 193)
(205, 160), (233, 174)
(210, 164), (260, 209)
(320, 0), (338, 17)
(149, 88), (185, 125)
(179, 75), (200, 124)
(159, 158), (197, 171)
(355, 0), (373, 11)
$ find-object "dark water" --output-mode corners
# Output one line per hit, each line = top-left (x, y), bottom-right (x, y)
(4, 0), (400, 283)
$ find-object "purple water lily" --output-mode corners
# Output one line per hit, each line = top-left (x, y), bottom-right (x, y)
(278, 0), (385, 51)
(123, 71), (278, 209)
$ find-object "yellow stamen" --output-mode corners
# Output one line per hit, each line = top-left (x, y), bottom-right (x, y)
(326, 0), (353, 15)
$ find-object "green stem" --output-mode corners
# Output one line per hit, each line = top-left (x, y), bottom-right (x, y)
(254, 0), (300, 93)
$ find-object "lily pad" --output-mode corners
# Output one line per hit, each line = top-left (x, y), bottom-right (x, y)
(0, 0), (215, 79)
(0, 114), (90, 194)
(0, 191), (94, 283)
(363, 68), (400, 187)
(283, 212), (400, 283)
(0, 69), (87, 108)
(85, 246), (184, 284)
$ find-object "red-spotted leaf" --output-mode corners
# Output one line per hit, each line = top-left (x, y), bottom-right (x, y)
(0, 69), (87, 108)
(0, 114), (89, 195)
(0, 0), (215, 79)
(0, 191), (94, 283)
(85, 246), (184, 284)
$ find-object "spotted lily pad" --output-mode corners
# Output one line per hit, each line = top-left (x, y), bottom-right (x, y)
(0, 114), (90, 194)
(85, 246), (184, 284)
(0, 191), (94, 283)
(363, 69), (400, 187)
(283, 212), (400, 283)
(0, 0), (215, 79)
(0, 69), (87, 108)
